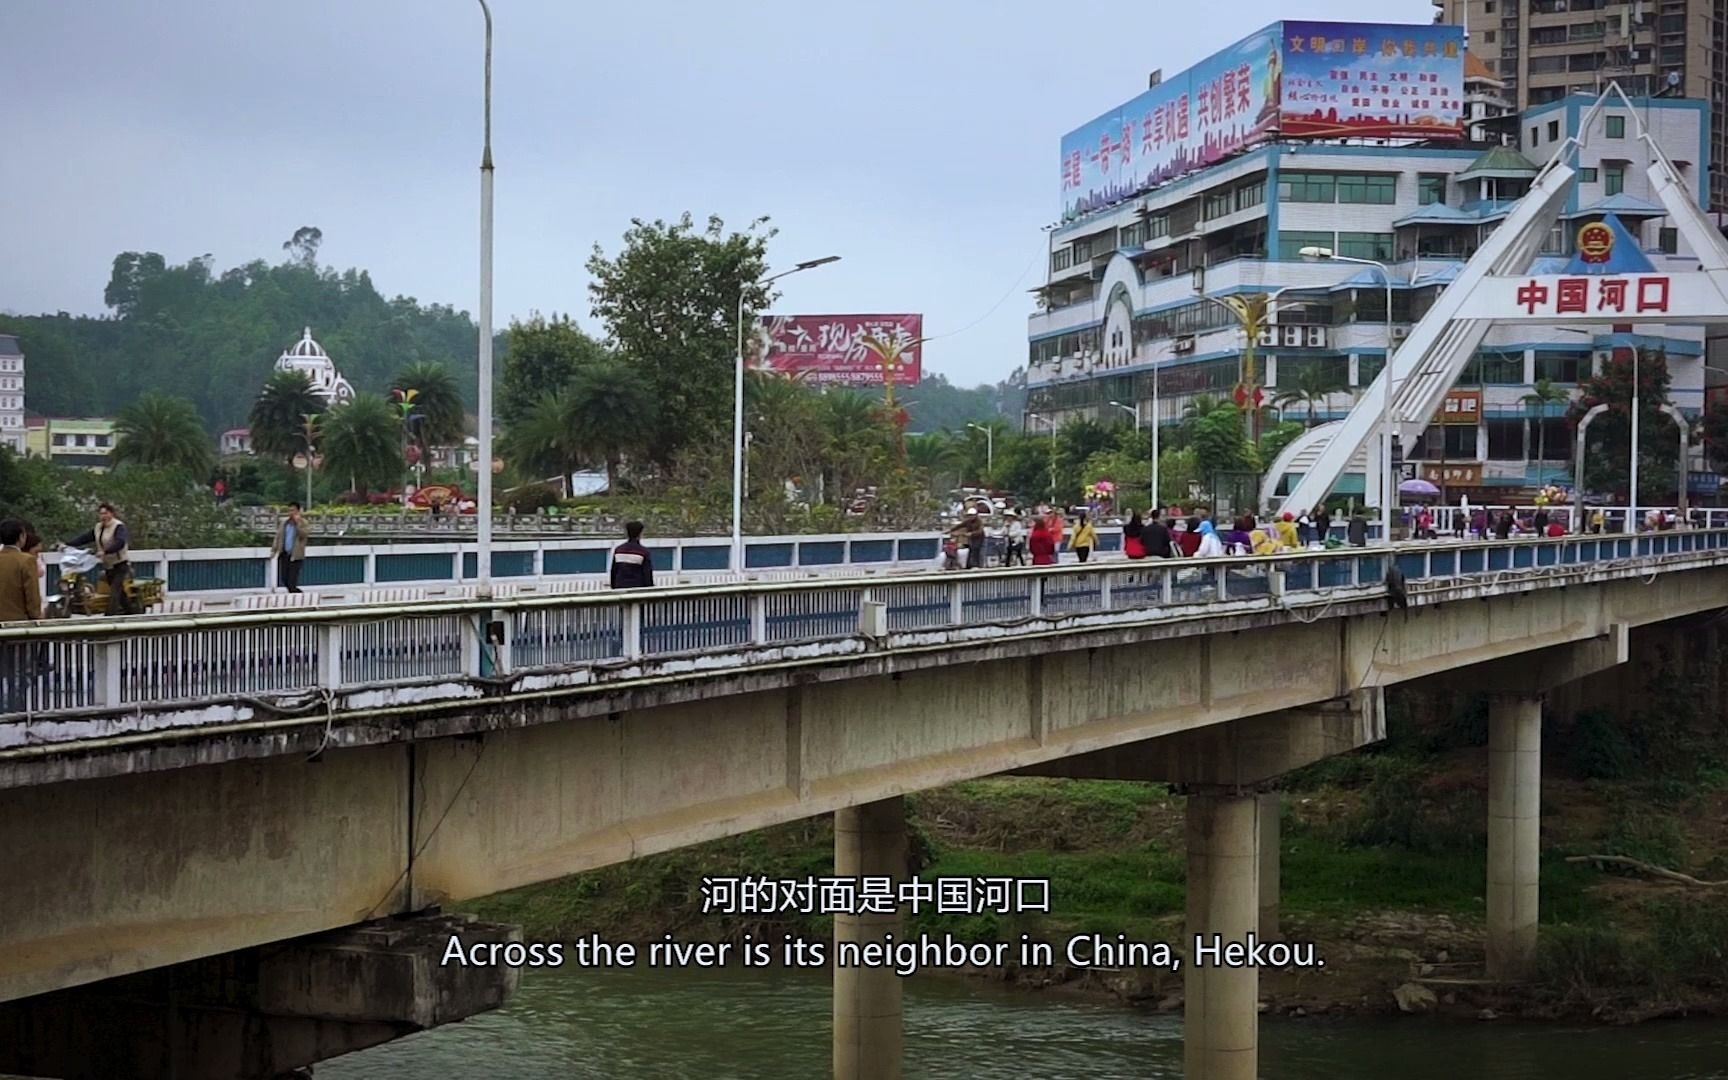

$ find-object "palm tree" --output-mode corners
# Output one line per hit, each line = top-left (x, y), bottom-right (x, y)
(390, 360), (466, 463)
(250, 369), (327, 462)
(1522, 377), (1570, 485)
(501, 390), (583, 482)
(1273, 366), (1348, 429)
(904, 432), (957, 493)
(562, 359), (653, 489)
(111, 392), (213, 477)
(320, 393), (404, 494)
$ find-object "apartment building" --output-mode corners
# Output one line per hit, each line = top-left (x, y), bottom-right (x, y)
(1434, 0), (1728, 209)
(0, 336), (23, 456)
(1027, 91), (1711, 501)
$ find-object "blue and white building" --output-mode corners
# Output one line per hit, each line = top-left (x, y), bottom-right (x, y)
(1027, 79), (1714, 501)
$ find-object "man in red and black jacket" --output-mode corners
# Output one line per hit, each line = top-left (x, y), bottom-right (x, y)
(609, 521), (655, 589)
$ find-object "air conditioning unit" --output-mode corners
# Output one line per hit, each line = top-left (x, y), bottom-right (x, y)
(1257, 326), (1278, 347)
(1281, 325), (1303, 347)
(1304, 326), (1327, 348)
(1391, 326), (1411, 342)
(1173, 336), (1196, 354)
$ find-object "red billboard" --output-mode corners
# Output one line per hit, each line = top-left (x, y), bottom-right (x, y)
(751, 314), (923, 388)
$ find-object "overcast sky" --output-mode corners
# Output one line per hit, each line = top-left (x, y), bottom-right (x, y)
(1, 0), (1427, 387)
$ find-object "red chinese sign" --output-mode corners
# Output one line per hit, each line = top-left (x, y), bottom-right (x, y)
(1513, 275), (1670, 317)
(751, 314), (924, 388)
(1433, 389), (1481, 425)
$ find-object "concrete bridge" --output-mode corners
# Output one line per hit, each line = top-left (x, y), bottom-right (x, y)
(3, 529), (1727, 1078)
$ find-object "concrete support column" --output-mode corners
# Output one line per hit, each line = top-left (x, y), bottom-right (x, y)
(1487, 694), (1542, 981)
(1184, 789), (1259, 1080)
(1257, 791), (1280, 940)
(833, 796), (905, 1080)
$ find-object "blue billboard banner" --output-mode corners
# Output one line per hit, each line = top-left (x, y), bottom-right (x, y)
(1059, 21), (1464, 222)
(1279, 21), (1464, 139)
(1060, 25), (1279, 224)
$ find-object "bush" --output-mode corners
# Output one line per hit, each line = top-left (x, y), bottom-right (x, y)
(503, 483), (562, 514)
(1568, 709), (1640, 780)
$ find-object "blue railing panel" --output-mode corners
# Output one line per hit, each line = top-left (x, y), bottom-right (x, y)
(747, 543), (795, 569)
(300, 555), (366, 587)
(543, 549), (607, 576)
(1430, 551), (1457, 577)
(680, 546), (731, 572)
(799, 542), (845, 567)
(1396, 554), (1427, 580)
(167, 558), (266, 593)
(463, 551), (534, 579)
(851, 540), (895, 564)
(897, 538), (939, 563)
(376, 552), (457, 583)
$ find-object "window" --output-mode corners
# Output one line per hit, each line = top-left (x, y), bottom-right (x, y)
(1659, 227), (1678, 254)
(1146, 214), (1169, 239)
(1486, 419), (1526, 461)
(95, 435), (112, 448)
(1484, 0), (1494, 10)
(1534, 419), (1571, 462)
(1530, 26), (1567, 45)
(1529, 56), (1569, 75)
(1235, 179), (1265, 212)
(1571, 22), (1606, 41)
(1336, 232), (1394, 261)
(1473, 351), (1525, 385)
(1606, 114), (1626, 138)
(1604, 164), (1625, 195)
(1336, 174), (1396, 204)
(1357, 355), (1385, 385)
(1205, 189), (1235, 220)
(1050, 248), (1073, 272)
(1276, 230), (1333, 260)
(1547, 120), (1560, 141)
(1530, 126), (1540, 145)
(51, 434), (66, 448)
(1579, 166), (1599, 182)
(1535, 351), (1591, 383)
(1279, 173), (1335, 203)
(1483, 29), (1497, 43)
(1119, 222), (1145, 248)
(1418, 174), (1446, 205)
(1275, 356), (1349, 388)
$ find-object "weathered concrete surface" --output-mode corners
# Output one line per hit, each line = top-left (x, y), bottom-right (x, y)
(1486, 695), (1542, 982)
(0, 914), (516, 1080)
(1184, 790), (1260, 1080)
(4, 569), (1727, 1005)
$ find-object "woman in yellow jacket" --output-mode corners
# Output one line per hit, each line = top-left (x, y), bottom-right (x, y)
(1248, 515), (1281, 556)
(1070, 512), (1098, 563)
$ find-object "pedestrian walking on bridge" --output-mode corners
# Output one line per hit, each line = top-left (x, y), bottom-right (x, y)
(610, 521), (655, 589)
(269, 502), (309, 594)
(65, 503), (135, 615)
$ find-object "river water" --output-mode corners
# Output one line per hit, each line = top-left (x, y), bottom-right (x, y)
(319, 966), (1728, 1079)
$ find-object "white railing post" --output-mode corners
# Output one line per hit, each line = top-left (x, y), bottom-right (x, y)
(1029, 575), (1044, 619)
(318, 623), (344, 689)
(1215, 564), (1229, 601)
(364, 551), (378, 586)
(460, 615), (482, 678)
(622, 601), (643, 660)
(1098, 571), (1112, 611)
(95, 640), (124, 708)
(1160, 565), (1173, 606)
(1270, 566), (1286, 602)
(950, 580), (965, 626)
(749, 592), (767, 645)
(495, 615), (513, 675)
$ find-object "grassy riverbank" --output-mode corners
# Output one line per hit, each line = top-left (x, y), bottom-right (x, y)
(464, 688), (1728, 1023)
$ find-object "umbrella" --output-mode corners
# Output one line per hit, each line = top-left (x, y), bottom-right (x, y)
(1399, 478), (1441, 499)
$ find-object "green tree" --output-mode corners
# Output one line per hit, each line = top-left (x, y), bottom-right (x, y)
(586, 213), (775, 463)
(1522, 377), (1570, 486)
(111, 392), (214, 477)
(391, 360), (467, 462)
(497, 314), (612, 426)
(1258, 420), (1307, 473)
(562, 359), (655, 489)
(249, 369), (327, 462)
(1566, 349), (1678, 501)
(1273, 365), (1347, 428)
(321, 393), (404, 495)
(1189, 402), (1254, 478)
(501, 390), (584, 483)
(904, 432), (958, 494)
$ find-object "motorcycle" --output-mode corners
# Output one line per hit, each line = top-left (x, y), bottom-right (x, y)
(50, 547), (162, 617)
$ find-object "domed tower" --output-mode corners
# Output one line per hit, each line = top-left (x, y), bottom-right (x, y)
(274, 327), (355, 404)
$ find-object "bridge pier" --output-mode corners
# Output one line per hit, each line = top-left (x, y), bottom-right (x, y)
(1184, 787), (1261, 1080)
(833, 796), (906, 1080)
(1258, 790), (1281, 940)
(1486, 693), (1542, 981)
(0, 913), (517, 1080)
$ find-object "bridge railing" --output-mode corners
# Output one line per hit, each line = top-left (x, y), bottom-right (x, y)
(6, 529), (1728, 726)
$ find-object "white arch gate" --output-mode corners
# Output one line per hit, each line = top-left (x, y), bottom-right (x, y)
(1275, 85), (1728, 520)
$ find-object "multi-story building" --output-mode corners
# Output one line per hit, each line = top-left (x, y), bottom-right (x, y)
(1435, 0), (1728, 210)
(24, 417), (118, 470)
(1027, 83), (1711, 504)
(0, 335), (24, 455)
(220, 427), (254, 457)
(274, 327), (355, 405)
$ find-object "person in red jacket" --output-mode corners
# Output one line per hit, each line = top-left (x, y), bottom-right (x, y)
(1028, 516), (1058, 565)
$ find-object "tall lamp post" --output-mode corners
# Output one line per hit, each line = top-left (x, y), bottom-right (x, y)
(1107, 399), (1155, 506)
(966, 422), (995, 480)
(474, 0), (495, 592)
(1301, 247), (1396, 546)
(732, 255), (841, 574)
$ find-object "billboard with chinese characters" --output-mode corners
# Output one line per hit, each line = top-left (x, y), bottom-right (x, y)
(1058, 21), (1464, 222)
(1434, 389), (1482, 425)
(1279, 22), (1464, 139)
(751, 314), (923, 388)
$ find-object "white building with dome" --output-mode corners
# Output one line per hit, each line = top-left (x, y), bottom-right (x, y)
(274, 327), (355, 405)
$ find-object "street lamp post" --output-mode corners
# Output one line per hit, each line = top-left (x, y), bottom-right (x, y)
(731, 255), (841, 574)
(1628, 349), (1641, 533)
(1108, 399), (1155, 507)
(474, 0), (495, 592)
(966, 422), (995, 479)
(1301, 247), (1396, 546)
